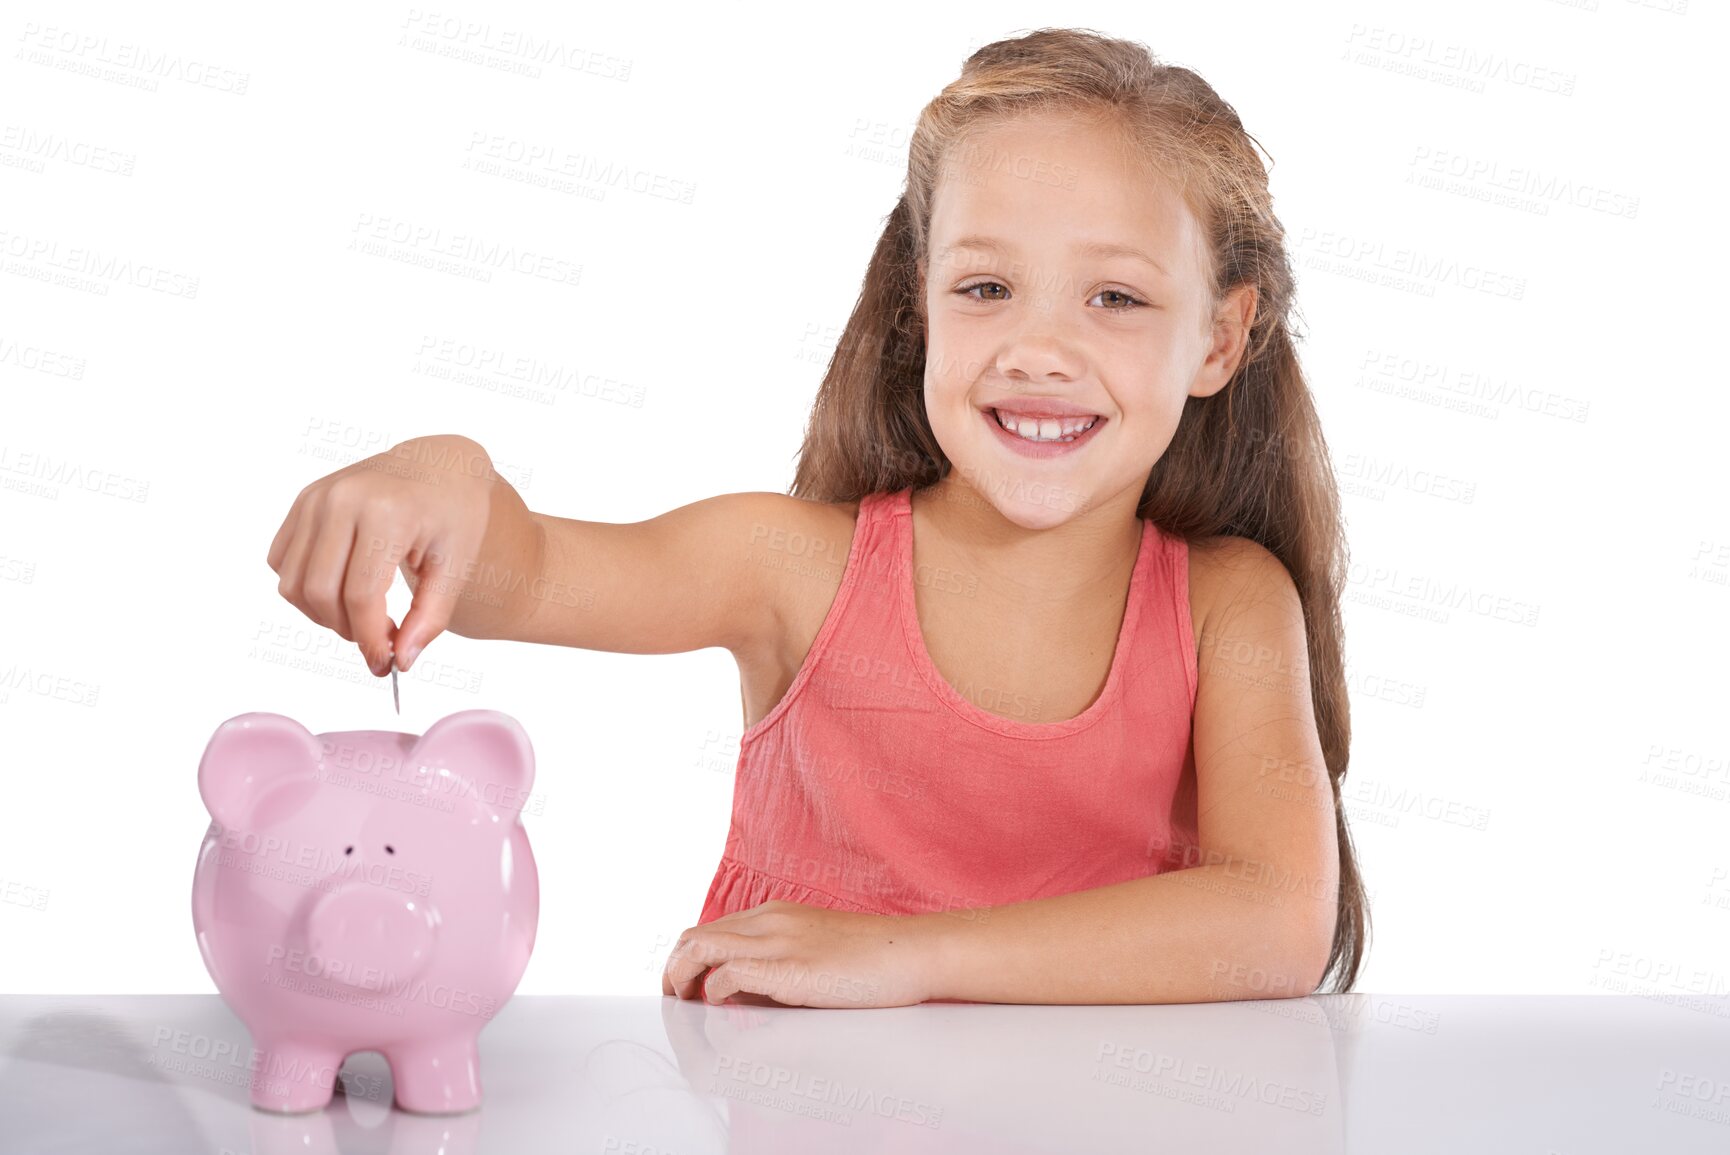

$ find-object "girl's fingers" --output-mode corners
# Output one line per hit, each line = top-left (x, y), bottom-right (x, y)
(702, 960), (792, 1006)
(265, 495), (303, 575)
(273, 495), (326, 628)
(664, 929), (759, 1000)
(302, 517), (360, 643)
(347, 513), (406, 675)
(394, 528), (482, 672)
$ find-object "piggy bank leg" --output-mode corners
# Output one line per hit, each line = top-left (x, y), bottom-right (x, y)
(387, 1034), (482, 1114)
(249, 1037), (346, 1114)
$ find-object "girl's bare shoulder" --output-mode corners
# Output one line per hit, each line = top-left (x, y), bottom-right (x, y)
(1184, 534), (1294, 645)
(745, 493), (862, 562)
(736, 491), (864, 628)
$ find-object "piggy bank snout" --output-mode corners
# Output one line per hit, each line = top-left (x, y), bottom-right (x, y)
(304, 887), (436, 989)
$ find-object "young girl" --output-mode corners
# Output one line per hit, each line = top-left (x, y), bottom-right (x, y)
(267, 28), (1366, 1008)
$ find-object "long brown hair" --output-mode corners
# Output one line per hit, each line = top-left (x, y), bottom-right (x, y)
(788, 27), (1367, 993)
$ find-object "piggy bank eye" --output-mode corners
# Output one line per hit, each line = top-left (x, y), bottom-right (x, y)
(344, 846), (354, 855)
(385, 845), (395, 854)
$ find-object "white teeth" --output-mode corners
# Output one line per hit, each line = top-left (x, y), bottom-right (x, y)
(993, 409), (1098, 442)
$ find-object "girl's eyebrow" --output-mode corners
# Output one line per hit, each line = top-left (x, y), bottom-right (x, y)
(942, 233), (1169, 277)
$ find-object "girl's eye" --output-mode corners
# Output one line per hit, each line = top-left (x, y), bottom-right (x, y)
(954, 282), (1146, 310)
(1091, 288), (1146, 310)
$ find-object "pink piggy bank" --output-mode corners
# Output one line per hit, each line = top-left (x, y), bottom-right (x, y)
(191, 709), (539, 1114)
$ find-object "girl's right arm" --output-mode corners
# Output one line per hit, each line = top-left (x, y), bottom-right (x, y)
(266, 433), (784, 674)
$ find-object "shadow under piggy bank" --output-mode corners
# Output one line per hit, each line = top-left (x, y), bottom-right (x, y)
(190, 709), (539, 1115)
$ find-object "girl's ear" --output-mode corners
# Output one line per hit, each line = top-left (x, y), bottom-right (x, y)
(1193, 284), (1258, 399)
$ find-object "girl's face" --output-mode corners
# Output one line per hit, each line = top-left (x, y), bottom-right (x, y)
(919, 112), (1253, 529)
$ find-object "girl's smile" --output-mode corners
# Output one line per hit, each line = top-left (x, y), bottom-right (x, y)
(981, 404), (1110, 458)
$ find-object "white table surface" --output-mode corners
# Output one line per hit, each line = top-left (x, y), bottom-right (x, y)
(1, 992), (1726, 1153)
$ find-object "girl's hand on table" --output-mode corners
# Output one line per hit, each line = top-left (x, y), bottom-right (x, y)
(661, 900), (943, 1009)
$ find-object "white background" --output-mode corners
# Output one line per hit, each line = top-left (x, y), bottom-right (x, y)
(1, 0), (1724, 997)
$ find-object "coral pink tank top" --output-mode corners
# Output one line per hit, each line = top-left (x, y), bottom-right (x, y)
(697, 486), (1200, 924)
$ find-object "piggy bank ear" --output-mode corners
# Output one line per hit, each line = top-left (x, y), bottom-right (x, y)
(198, 712), (323, 830)
(409, 710), (536, 817)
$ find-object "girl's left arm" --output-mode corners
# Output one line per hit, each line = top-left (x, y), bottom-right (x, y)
(664, 538), (1340, 1007)
(914, 537), (1341, 1004)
